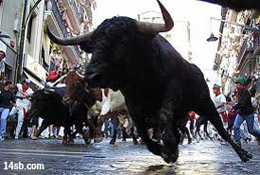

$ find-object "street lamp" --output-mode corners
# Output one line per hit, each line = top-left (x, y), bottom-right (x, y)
(207, 16), (260, 42)
(207, 32), (218, 42)
(0, 30), (10, 38)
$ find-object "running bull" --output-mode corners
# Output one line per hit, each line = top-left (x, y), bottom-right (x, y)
(47, 0), (253, 163)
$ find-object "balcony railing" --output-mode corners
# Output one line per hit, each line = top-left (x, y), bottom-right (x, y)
(71, 0), (83, 24)
(49, 0), (81, 58)
(50, 0), (68, 38)
(237, 37), (249, 64)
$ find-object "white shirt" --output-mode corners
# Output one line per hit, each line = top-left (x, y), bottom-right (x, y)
(16, 83), (34, 111)
(212, 93), (226, 113)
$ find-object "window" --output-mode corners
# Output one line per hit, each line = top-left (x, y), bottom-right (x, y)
(26, 13), (36, 43)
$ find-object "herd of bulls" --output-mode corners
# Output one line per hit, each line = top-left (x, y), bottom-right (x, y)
(28, 0), (260, 164)
(26, 69), (211, 145)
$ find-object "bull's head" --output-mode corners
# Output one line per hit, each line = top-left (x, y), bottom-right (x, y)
(47, 0), (173, 90)
(64, 71), (85, 104)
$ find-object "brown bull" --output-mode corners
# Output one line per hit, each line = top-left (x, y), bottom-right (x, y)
(64, 70), (103, 143)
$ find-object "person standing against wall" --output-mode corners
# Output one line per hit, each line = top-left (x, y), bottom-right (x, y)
(0, 80), (15, 140)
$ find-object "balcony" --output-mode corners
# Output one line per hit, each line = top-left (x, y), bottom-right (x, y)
(50, 0), (68, 38)
(45, 0), (81, 62)
(63, 0), (81, 33)
(24, 53), (48, 81)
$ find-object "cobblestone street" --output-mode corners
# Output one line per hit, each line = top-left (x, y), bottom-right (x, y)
(0, 138), (259, 175)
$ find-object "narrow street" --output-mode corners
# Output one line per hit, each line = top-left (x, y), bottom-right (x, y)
(0, 138), (259, 175)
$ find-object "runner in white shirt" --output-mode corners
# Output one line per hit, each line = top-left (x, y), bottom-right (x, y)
(212, 84), (228, 130)
(9, 79), (34, 139)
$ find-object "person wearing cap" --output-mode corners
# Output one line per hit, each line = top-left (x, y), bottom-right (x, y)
(9, 79), (34, 139)
(233, 77), (260, 146)
(0, 50), (6, 80)
(212, 83), (228, 139)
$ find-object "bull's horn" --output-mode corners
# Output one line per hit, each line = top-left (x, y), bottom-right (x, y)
(136, 0), (174, 34)
(47, 27), (93, 45)
(75, 71), (85, 79)
(53, 73), (68, 87)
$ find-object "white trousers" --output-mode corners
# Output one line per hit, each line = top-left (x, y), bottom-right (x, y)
(9, 107), (24, 137)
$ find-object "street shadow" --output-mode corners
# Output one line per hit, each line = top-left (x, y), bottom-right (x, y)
(142, 164), (177, 175)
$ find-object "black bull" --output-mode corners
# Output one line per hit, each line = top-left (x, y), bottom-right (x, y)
(27, 89), (73, 143)
(27, 89), (96, 144)
(47, 0), (253, 163)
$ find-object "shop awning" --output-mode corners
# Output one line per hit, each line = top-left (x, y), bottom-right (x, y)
(24, 71), (45, 89)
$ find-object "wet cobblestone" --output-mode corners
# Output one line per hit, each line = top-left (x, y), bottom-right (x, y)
(0, 138), (259, 175)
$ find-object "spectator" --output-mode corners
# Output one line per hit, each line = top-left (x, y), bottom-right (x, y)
(212, 84), (228, 130)
(233, 77), (260, 146)
(0, 80), (15, 141)
(9, 79), (34, 139)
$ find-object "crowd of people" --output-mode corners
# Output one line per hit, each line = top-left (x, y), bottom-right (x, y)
(211, 77), (260, 146)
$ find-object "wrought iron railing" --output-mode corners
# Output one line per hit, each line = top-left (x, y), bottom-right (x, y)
(237, 37), (249, 64)
(50, 0), (81, 58)
(71, 0), (83, 24)
(50, 0), (68, 38)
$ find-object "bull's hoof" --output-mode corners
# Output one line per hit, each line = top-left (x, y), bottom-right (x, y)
(122, 138), (126, 141)
(239, 150), (253, 162)
(243, 151), (253, 160)
(31, 136), (38, 140)
(161, 152), (178, 163)
(133, 139), (138, 145)
(94, 137), (103, 143)
(68, 141), (74, 145)
(109, 140), (115, 144)
(188, 139), (192, 144)
(62, 139), (67, 145)
(240, 155), (251, 162)
(84, 138), (91, 145)
(161, 147), (179, 163)
(146, 140), (163, 156)
(246, 152), (253, 159)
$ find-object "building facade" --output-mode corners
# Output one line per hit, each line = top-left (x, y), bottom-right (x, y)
(0, 0), (23, 82)
(0, 0), (96, 88)
(213, 9), (260, 97)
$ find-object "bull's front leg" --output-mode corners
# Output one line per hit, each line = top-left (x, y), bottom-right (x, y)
(133, 116), (163, 156)
(36, 119), (49, 138)
(130, 127), (138, 145)
(158, 104), (180, 163)
(154, 82), (185, 163)
(63, 125), (74, 145)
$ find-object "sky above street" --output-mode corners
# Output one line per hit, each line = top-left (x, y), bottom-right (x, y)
(92, 0), (222, 84)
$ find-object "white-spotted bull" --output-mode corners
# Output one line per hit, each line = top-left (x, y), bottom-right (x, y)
(92, 88), (138, 144)
(47, 0), (253, 163)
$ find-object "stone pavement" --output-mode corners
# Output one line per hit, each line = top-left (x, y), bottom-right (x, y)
(0, 138), (259, 175)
